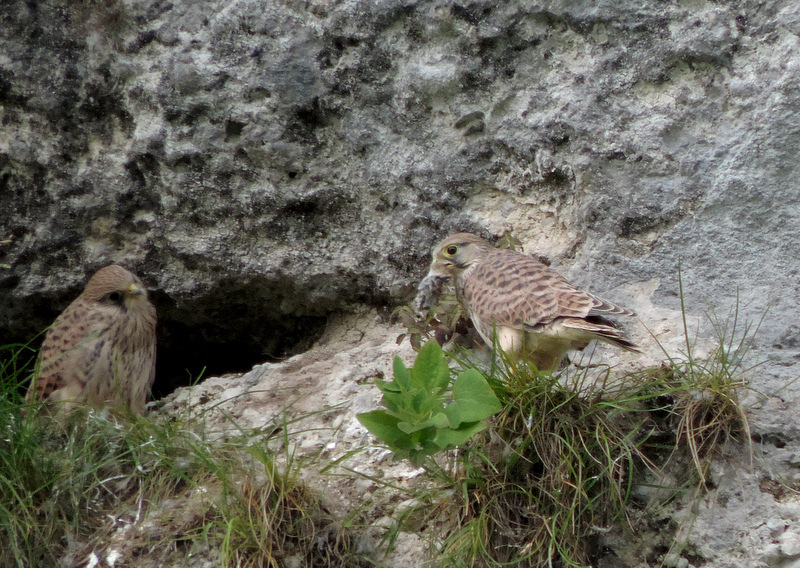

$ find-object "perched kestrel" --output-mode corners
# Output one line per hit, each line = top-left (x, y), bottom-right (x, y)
(27, 265), (157, 415)
(418, 233), (639, 371)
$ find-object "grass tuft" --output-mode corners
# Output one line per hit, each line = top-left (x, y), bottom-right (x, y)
(642, 285), (762, 486)
(429, 355), (655, 568)
(0, 344), (374, 568)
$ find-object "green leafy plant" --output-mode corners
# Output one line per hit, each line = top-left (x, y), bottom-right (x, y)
(357, 340), (502, 465)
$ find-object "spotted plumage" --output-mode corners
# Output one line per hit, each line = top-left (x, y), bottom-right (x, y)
(418, 233), (639, 370)
(27, 265), (157, 415)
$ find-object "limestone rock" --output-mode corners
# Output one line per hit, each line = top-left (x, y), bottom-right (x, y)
(3, 1), (800, 565)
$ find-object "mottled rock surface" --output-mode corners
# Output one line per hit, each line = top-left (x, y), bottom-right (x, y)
(2, 0), (800, 566)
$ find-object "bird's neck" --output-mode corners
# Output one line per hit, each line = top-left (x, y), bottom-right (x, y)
(454, 262), (479, 292)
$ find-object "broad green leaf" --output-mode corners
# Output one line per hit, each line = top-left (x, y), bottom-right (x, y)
(409, 389), (430, 414)
(430, 355), (452, 396)
(431, 412), (450, 428)
(380, 391), (405, 415)
(398, 412), (450, 434)
(434, 421), (488, 449)
(376, 377), (401, 393)
(393, 356), (411, 391)
(398, 420), (433, 434)
(410, 340), (447, 390)
(357, 410), (413, 448)
(444, 369), (503, 428)
(453, 369), (502, 411)
(409, 389), (445, 417)
(444, 400), (496, 428)
(382, 390), (430, 424)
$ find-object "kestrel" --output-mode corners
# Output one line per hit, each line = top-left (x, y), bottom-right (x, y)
(418, 233), (639, 371)
(27, 265), (157, 415)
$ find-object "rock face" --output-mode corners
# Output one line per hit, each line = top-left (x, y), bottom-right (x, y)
(2, 0), (800, 565)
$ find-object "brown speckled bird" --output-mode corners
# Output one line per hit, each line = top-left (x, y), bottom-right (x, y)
(418, 233), (639, 371)
(27, 265), (157, 415)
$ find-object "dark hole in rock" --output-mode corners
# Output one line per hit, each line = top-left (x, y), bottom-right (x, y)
(150, 287), (327, 398)
(225, 119), (245, 141)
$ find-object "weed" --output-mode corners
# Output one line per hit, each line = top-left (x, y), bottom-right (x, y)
(357, 340), (502, 465)
(428, 356), (654, 567)
(0, 343), (373, 568)
(641, 282), (761, 487)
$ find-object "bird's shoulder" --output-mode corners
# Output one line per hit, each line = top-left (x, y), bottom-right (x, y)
(466, 248), (565, 295)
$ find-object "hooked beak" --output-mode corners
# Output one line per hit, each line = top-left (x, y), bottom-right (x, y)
(127, 283), (144, 297)
(429, 259), (452, 277)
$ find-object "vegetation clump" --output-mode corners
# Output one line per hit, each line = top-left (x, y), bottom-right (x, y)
(357, 340), (502, 465)
(0, 341), (373, 568)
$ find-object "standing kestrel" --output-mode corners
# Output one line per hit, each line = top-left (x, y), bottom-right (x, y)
(417, 233), (639, 371)
(27, 265), (157, 415)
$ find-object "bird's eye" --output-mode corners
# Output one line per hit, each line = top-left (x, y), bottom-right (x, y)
(445, 245), (458, 256)
(106, 291), (124, 304)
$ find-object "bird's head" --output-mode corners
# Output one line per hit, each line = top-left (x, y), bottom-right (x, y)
(416, 233), (493, 310)
(426, 233), (492, 279)
(82, 265), (152, 312)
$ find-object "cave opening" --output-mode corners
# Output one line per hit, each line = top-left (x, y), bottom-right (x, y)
(151, 306), (327, 398)
(149, 282), (328, 399)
